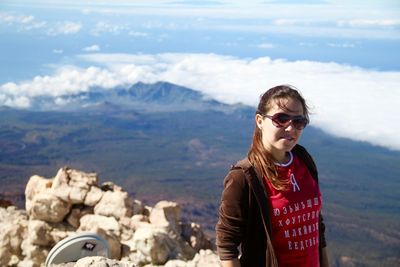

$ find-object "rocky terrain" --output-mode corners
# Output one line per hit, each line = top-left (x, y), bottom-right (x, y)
(0, 167), (220, 267)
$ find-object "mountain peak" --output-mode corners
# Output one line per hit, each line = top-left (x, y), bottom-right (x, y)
(2, 81), (249, 113)
(19, 81), (244, 113)
(125, 81), (205, 105)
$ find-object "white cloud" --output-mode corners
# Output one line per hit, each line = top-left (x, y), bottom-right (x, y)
(328, 42), (356, 48)
(83, 45), (101, 52)
(0, 66), (122, 98)
(91, 21), (125, 35)
(78, 2), (400, 39)
(1, 53), (400, 150)
(257, 43), (275, 49)
(47, 21), (82, 35)
(0, 12), (34, 24)
(272, 19), (312, 26)
(53, 49), (64, 54)
(0, 12), (47, 30)
(2, 3), (399, 40)
(128, 31), (149, 37)
(337, 19), (400, 28)
(0, 12), (83, 35)
(299, 42), (318, 47)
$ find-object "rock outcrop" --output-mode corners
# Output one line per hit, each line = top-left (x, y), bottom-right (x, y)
(0, 167), (219, 267)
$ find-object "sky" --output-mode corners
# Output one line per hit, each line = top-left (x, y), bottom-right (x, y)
(1, 0), (400, 150)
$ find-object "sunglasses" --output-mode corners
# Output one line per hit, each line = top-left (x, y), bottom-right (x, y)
(263, 113), (308, 130)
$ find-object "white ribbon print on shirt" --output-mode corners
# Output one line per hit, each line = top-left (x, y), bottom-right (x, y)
(290, 173), (301, 192)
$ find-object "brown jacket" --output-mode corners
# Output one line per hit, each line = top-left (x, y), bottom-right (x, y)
(215, 144), (327, 267)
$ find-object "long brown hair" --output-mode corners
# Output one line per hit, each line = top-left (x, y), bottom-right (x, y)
(247, 85), (309, 190)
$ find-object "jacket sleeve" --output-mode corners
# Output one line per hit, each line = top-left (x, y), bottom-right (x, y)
(215, 169), (249, 260)
(319, 213), (327, 248)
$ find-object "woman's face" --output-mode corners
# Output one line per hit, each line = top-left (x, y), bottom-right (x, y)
(256, 97), (305, 161)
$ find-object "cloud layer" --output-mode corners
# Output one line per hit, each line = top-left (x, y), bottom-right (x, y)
(1, 53), (399, 150)
(1, 1), (399, 40)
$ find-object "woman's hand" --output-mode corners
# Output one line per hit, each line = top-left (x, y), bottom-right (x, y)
(321, 247), (330, 267)
(221, 259), (241, 267)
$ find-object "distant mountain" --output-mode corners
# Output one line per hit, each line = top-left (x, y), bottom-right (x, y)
(0, 81), (399, 267)
(26, 81), (245, 113)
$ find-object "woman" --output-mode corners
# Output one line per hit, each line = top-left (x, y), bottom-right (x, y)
(216, 85), (329, 267)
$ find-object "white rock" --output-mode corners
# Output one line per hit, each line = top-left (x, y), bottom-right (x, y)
(52, 168), (98, 204)
(3, 167), (219, 267)
(84, 186), (103, 206)
(28, 219), (53, 246)
(100, 181), (123, 192)
(66, 205), (94, 228)
(20, 238), (49, 267)
(0, 206), (28, 266)
(131, 226), (174, 265)
(27, 188), (71, 223)
(0, 228), (12, 266)
(48, 224), (75, 246)
(74, 256), (136, 266)
(187, 249), (221, 267)
(130, 214), (151, 230)
(17, 259), (37, 267)
(181, 222), (213, 251)
(95, 228), (122, 260)
(149, 201), (181, 234)
(78, 215), (122, 259)
(164, 259), (188, 267)
(94, 190), (133, 220)
(25, 175), (52, 212)
(0, 206), (28, 252)
(132, 199), (146, 215)
(79, 214), (120, 236)
(129, 225), (196, 266)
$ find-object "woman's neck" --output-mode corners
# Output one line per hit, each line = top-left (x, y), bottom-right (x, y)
(273, 151), (290, 164)
(274, 151), (293, 167)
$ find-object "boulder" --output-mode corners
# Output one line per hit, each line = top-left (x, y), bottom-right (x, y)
(0, 206), (28, 255)
(132, 199), (147, 215)
(128, 225), (196, 266)
(27, 188), (71, 223)
(144, 250), (220, 267)
(164, 259), (188, 267)
(66, 205), (94, 228)
(188, 249), (221, 267)
(84, 186), (103, 206)
(0, 206), (28, 266)
(47, 223), (75, 245)
(94, 190), (133, 220)
(130, 226), (176, 265)
(78, 214), (122, 259)
(25, 175), (52, 212)
(100, 181), (123, 192)
(2, 167), (219, 266)
(74, 256), (135, 267)
(28, 220), (53, 246)
(149, 201), (181, 234)
(95, 228), (122, 260)
(20, 238), (49, 267)
(181, 222), (213, 252)
(79, 214), (121, 237)
(25, 174), (71, 223)
(130, 214), (151, 230)
(0, 222), (20, 266)
(52, 168), (98, 204)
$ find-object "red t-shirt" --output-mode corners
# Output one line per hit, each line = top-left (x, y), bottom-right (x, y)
(264, 152), (321, 267)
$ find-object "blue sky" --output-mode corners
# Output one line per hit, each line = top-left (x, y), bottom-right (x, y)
(1, 0), (400, 150)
